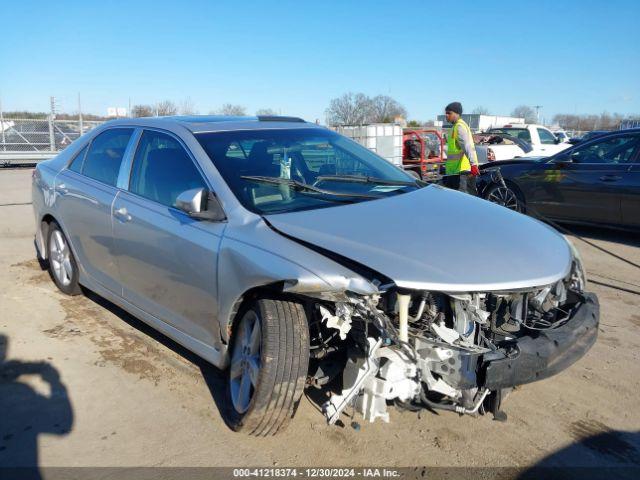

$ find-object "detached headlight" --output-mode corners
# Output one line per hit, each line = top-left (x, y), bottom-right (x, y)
(567, 238), (586, 291)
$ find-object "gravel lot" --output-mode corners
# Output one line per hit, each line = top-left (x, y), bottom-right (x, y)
(1, 168), (639, 473)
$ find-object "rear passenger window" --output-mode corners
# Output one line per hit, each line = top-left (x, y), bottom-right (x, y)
(129, 130), (206, 207)
(68, 144), (88, 173)
(82, 129), (133, 186)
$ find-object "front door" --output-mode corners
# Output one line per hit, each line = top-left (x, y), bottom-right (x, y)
(621, 161), (640, 228)
(112, 129), (225, 347)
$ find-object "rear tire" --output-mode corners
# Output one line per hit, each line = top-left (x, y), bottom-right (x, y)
(46, 221), (81, 296)
(225, 297), (310, 436)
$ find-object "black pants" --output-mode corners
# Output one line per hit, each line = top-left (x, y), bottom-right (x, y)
(442, 173), (478, 196)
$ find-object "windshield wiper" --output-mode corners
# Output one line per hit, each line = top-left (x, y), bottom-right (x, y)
(240, 175), (382, 201)
(315, 174), (417, 186)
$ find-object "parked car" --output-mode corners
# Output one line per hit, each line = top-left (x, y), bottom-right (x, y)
(553, 130), (570, 143)
(33, 115), (598, 435)
(473, 132), (533, 164)
(478, 129), (640, 230)
(474, 124), (572, 164)
(568, 130), (609, 145)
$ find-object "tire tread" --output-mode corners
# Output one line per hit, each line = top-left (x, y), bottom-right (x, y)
(231, 297), (309, 436)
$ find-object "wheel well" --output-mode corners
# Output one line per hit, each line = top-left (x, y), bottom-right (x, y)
(223, 284), (313, 345)
(38, 214), (58, 257)
(224, 284), (286, 343)
(42, 214), (56, 226)
(485, 179), (525, 200)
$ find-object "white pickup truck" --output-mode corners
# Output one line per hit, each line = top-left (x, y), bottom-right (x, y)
(474, 124), (571, 164)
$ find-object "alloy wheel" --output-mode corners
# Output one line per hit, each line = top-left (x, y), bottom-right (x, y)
(49, 230), (73, 286)
(488, 187), (522, 212)
(230, 309), (262, 414)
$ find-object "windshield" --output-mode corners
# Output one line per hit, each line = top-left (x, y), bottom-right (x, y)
(488, 128), (531, 143)
(196, 128), (418, 214)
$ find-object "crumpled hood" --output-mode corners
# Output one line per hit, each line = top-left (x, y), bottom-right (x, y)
(265, 185), (572, 292)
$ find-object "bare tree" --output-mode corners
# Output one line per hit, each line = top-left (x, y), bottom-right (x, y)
(179, 98), (197, 115)
(552, 112), (629, 131)
(211, 104), (247, 116)
(326, 93), (408, 126)
(156, 100), (177, 116)
(325, 92), (372, 126)
(131, 104), (154, 118)
(511, 105), (536, 123)
(472, 106), (490, 115)
(255, 108), (278, 116)
(369, 95), (407, 123)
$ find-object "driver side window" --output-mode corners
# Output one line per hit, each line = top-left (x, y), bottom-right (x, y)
(129, 130), (206, 207)
(570, 135), (639, 164)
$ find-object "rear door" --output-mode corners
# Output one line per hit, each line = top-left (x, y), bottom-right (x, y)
(112, 129), (225, 346)
(54, 128), (135, 293)
(532, 133), (639, 225)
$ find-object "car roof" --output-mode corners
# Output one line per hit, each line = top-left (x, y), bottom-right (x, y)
(587, 128), (640, 136)
(95, 115), (322, 134)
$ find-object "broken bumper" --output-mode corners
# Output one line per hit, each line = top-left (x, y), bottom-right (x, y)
(482, 293), (599, 390)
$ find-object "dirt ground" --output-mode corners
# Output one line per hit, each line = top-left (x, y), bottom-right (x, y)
(1, 168), (639, 471)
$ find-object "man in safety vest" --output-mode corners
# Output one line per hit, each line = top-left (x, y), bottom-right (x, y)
(443, 102), (480, 195)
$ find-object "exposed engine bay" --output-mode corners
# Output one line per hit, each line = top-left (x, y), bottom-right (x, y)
(306, 257), (598, 425)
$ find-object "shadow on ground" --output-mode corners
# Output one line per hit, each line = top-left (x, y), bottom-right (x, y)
(562, 224), (640, 248)
(517, 427), (640, 479)
(0, 333), (73, 478)
(79, 288), (234, 427)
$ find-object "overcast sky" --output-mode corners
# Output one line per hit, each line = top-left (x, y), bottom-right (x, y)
(2, 0), (639, 122)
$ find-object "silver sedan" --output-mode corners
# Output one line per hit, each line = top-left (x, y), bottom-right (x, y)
(32, 116), (598, 435)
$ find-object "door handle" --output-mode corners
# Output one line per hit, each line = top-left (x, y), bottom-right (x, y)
(114, 206), (132, 222)
(599, 175), (622, 182)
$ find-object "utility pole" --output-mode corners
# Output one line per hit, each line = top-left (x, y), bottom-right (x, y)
(533, 105), (543, 124)
(49, 96), (57, 152)
(78, 93), (84, 135)
(0, 95), (6, 152)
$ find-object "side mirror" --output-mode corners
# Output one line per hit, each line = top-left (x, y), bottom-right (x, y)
(554, 137), (562, 144)
(175, 188), (226, 221)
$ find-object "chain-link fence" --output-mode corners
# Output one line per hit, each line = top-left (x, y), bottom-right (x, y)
(0, 117), (103, 153)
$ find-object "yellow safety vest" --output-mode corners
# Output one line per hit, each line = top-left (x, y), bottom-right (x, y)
(446, 119), (473, 175)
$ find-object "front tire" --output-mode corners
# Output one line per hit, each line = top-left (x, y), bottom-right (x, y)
(485, 183), (525, 213)
(46, 221), (81, 295)
(225, 298), (309, 436)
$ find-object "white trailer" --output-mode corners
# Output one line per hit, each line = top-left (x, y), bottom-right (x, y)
(334, 124), (403, 167)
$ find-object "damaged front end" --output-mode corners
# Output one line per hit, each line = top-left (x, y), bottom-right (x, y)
(308, 254), (599, 425)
